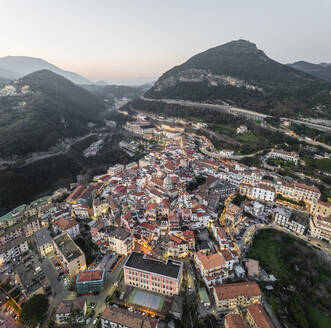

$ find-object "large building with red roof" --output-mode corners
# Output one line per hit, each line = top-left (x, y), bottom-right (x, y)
(76, 268), (106, 294)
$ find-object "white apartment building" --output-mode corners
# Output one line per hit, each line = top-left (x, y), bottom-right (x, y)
(276, 182), (320, 205)
(310, 215), (331, 242)
(252, 184), (275, 202)
(0, 236), (29, 266)
(106, 226), (134, 255)
(268, 149), (299, 164)
(273, 207), (308, 235)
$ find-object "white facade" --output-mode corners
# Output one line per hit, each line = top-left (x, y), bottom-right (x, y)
(310, 216), (331, 242)
(252, 185), (275, 202)
(0, 239), (29, 265)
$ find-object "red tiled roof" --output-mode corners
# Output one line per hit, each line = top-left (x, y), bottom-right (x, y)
(294, 182), (320, 194)
(196, 251), (225, 270)
(182, 230), (194, 239)
(54, 217), (78, 231)
(224, 313), (246, 328)
(170, 235), (183, 244)
(247, 304), (274, 328)
(77, 269), (104, 282)
(214, 281), (261, 301)
(140, 222), (157, 231)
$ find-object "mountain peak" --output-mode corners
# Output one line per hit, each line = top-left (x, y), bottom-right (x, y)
(218, 39), (258, 50)
(288, 61), (331, 82)
(145, 39), (329, 116)
(0, 56), (90, 84)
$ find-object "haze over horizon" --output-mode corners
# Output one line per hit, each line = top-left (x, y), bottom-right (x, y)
(1, 0), (331, 84)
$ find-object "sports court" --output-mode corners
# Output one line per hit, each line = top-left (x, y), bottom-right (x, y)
(128, 288), (164, 311)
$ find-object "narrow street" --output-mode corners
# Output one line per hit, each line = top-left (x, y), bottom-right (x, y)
(85, 257), (126, 327)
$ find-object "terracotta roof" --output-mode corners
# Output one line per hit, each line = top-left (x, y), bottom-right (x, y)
(146, 203), (157, 210)
(54, 217), (78, 231)
(140, 222), (157, 231)
(94, 182), (104, 190)
(182, 230), (194, 240)
(294, 182), (320, 194)
(317, 200), (331, 208)
(77, 269), (104, 282)
(214, 281), (261, 301)
(226, 203), (241, 215)
(66, 185), (85, 202)
(220, 249), (233, 262)
(196, 251), (225, 270)
(170, 235), (184, 244)
(247, 304), (274, 328)
(224, 313), (247, 328)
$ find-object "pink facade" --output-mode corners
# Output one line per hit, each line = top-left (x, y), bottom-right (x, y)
(124, 268), (179, 296)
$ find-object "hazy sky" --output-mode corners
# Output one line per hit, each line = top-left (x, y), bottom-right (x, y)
(1, 0), (331, 84)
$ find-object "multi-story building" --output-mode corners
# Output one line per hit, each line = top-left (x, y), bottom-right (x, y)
(0, 204), (25, 229)
(66, 185), (94, 205)
(211, 222), (230, 249)
(0, 236), (29, 266)
(218, 182), (237, 200)
(53, 232), (86, 276)
(167, 235), (188, 258)
(276, 182), (320, 205)
(76, 269), (106, 295)
(224, 313), (246, 328)
(310, 200), (331, 217)
(268, 149), (299, 165)
(107, 164), (124, 176)
(181, 230), (195, 250)
(73, 203), (90, 219)
(123, 251), (183, 296)
(194, 251), (227, 287)
(251, 184), (275, 202)
(273, 207), (309, 235)
(168, 210), (180, 232)
(225, 203), (243, 225)
(310, 215), (331, 242)
(34, 228), (54, 257)
(53, 217), (80, 240)
(55, 299), (87, 326)
(0, 216), (41, 247)
(246, 303), (274, 328)
(101, 305), (157, 328)
(93, 198), (109, 218)
(106, 226), (134, 255)
(213, 281), (262, 310)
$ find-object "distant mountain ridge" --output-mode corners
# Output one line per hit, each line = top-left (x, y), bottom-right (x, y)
(287, 61), (331, 82)
(0, 70), (105, 158)
(145, 40), (331, 116)
(0, 56), (90, 84)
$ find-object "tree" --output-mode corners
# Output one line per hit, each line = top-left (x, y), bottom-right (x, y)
(19, 294), (49, 328)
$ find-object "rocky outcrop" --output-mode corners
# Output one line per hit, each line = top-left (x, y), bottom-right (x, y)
(153, 68), (263, 93)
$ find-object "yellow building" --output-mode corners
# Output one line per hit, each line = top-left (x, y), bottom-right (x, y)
(53, 232), (86, 276)
(311, 200), (331, 217)
(246, 304), (274, 328)
(213, 282), (261, 310)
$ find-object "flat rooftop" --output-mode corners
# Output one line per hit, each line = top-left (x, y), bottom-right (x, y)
(34, 227), (52, 247)
(53, 232), (82, 262)
(124, 251), (182, 279)
(107, 225), (131, 240)
(77, 269), (105, 283)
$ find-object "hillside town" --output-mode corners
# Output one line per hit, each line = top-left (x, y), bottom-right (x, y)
(0, 112), (330, 328)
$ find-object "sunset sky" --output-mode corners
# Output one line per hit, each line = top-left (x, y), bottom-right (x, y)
(1, 0), (330, 84)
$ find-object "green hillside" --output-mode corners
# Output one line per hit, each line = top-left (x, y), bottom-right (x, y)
(0, 70), (106, 158)
(146, 40), (331, 117)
